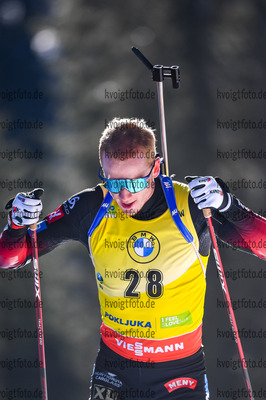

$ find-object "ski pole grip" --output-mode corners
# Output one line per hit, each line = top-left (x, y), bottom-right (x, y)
(203, 208), (212, 218)
(30, 188), (44, 231)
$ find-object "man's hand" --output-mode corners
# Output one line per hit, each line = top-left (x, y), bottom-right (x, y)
(5, 188), (43, 228)
(185, 176), (230, 211)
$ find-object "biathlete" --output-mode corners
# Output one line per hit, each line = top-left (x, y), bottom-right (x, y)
(1, 118), (266, 399)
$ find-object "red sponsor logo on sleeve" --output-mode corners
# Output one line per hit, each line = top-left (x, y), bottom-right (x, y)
(164, 377), (197, 393)
(47, 206), (64, 224)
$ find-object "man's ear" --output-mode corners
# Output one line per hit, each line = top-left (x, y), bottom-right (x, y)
(153, 157), (161, 178)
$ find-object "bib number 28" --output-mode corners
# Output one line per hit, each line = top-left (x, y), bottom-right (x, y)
(124, 269), (163, 299)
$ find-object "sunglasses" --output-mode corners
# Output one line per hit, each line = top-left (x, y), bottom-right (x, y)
(99, 161), (155, 194)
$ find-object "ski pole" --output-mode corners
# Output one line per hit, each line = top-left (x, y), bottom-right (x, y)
(30, 189), (48, 400)
(203, 208), (254, 400)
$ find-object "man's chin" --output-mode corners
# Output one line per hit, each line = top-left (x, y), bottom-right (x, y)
(119, 201), (140, 215)
(121, 207), (137, 216)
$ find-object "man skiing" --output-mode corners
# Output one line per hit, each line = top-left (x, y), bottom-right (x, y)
(0, 117), (265, 399)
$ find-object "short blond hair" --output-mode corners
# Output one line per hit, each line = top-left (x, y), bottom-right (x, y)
(99, 117), (157, 166)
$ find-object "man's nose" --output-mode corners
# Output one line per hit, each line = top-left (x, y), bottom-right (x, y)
(119, 187), (132, 199)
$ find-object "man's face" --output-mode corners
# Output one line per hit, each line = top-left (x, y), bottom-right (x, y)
(101, 151), (160, 215)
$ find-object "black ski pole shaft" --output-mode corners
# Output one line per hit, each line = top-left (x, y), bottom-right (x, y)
(203, 208), (254, 400)
(30, 190), (48, 400)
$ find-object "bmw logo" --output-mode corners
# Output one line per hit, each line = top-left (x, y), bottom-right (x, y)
(127, 231), (160, 264)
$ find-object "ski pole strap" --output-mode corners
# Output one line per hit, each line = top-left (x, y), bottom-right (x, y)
(159, 175), (194, 243)
(88, 191), (113, 238)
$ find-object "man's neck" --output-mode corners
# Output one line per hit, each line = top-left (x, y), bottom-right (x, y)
(132, 178), (168, 220)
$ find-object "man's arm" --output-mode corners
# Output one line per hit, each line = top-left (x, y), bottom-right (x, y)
(0, 186), (104, 269)
(212, 195), (266, 260)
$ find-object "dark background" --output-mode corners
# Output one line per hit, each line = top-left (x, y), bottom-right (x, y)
(0, 0), (266, 398)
